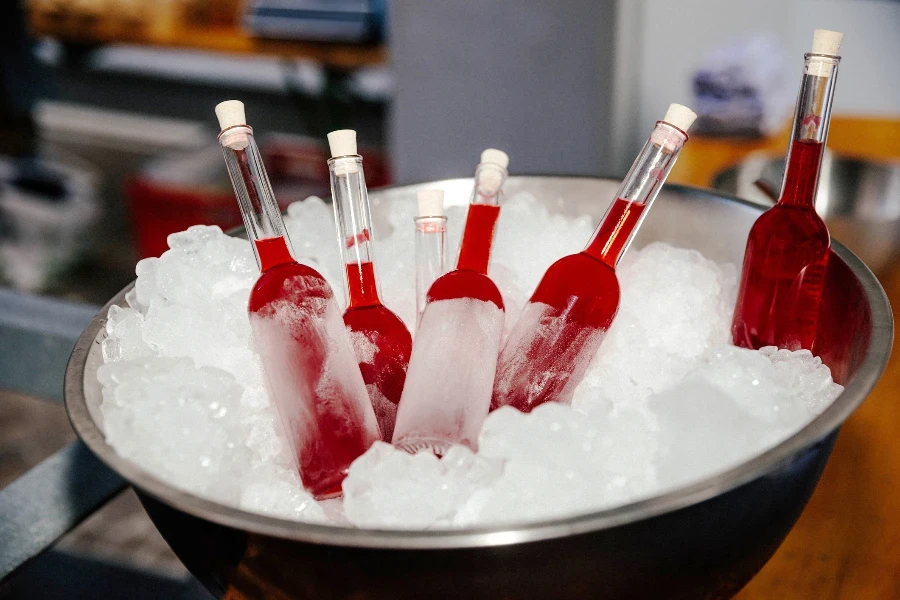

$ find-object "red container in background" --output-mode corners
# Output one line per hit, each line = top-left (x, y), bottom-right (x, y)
(127, 134), (391, 258)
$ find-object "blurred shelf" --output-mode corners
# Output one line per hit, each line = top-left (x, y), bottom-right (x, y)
(30, 13), (386, 69)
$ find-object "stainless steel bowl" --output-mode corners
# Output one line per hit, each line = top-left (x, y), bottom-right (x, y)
(713, 152), (900, 273)
(64, 177), (893, 600)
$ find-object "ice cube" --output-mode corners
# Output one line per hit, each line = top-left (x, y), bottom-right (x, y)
(650, 344), (843, 489)
(98, 357), (251, 504)
(102, 305), (154, 362)
(240, 465), (326, 523)
(342, 441), (502, 529)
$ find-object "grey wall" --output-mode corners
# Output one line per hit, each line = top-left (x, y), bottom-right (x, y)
(638, 0), (900, 133)
(389, 0), (620, 183)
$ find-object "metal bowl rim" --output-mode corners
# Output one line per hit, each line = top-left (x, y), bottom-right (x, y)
(64, 176), (894, 550)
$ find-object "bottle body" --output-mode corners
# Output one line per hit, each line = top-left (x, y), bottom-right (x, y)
(493, 252), (620, 411)
(220, 125), (379, 498)
(248, 254), (380, 498)
(492, 121), (689, 413)
(392, 270), (505, 454)
(731, 202), (829, 350)
(731, 53), (839, 351)
(329, 155), (412, 440)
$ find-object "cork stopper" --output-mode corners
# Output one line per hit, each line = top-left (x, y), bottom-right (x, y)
(806, 29), (843, 77)
(417, 189), (445, 217)
(811, 29), (843, 56)
(327, 129), (358, 158)
(327, 129), (360, 175)
(662, 103), (697, 133)
(650, 103), (696, 151)
(215, 100), (250, 149)
(480, 148), (509, 169)
(215, 100), (246, 130)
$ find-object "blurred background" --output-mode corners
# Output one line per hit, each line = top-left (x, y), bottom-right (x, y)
(0, 0), (898, 598)
(0, 0), (896, 304)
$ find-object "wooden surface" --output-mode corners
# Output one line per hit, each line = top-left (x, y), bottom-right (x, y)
(736, 263), (900, 599)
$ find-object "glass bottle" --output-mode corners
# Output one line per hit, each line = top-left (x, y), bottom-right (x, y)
(492, 105), (696, 413)
(217, 103), (379, 499)
(731, 30), (842, 351)
(414, 188), (448, 326)
(327, 130), (412, 441)
(392, 150), (509, 454)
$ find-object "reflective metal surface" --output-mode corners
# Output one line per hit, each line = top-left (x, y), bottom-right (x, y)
(65, 177), (893, 599)
(713, 152), (900, 273)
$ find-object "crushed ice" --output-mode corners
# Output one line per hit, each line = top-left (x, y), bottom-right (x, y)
(97, 193), (843, 529)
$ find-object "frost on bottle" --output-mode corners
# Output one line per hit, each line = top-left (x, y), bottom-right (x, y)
(327, 130), (412, 441)
(215, 102), (379, 499)
(392, 150), (510, 455)
(731, 30), (842, 352)
(492, 104), (697, 413)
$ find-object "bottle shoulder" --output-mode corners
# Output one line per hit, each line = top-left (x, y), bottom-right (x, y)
(344, 304), (412, 346)
(427, 268), (505, 309)
(532, 252), (620, 303)
(249, 262), (334, 312)
(749, 205), (830, 242)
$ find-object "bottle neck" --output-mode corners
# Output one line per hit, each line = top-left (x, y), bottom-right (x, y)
(329, 155), (381, 307)
(219, 125), (294, 271)
(456, 162), (508, 273)
(415, 215), (448, 325)
(779, 53), (839, 208)
(584, 121), (687, 267)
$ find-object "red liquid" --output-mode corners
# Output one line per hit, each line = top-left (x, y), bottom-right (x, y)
(249, 236), (379, 499)
(492, 199), (642, 412)
(342, 261), (412, 440)
(585, 199), (646, 267)
(456, 203), (501, 274)
(255, 236), (295, 271)
(731, 140), (830, 351)
(423, 201), (505, 308)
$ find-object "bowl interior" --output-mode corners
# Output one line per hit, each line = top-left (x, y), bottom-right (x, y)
(66, 176), (893, 549)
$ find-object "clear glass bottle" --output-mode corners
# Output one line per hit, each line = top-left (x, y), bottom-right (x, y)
(217, 104), (379, 499)
(392, 150), (509, 455)
(328, 131), (411, 442)
(731, 31), (841, 351)
(492, 105), (696, 413)
(413, 188), (448, 326)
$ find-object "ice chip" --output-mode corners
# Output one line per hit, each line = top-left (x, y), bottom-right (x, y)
(343, 442), (503, 529)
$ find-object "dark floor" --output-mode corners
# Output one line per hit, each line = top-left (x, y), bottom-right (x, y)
(0, 389), (197, 597)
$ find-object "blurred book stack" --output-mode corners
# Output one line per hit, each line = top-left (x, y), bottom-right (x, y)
(245, 0), (385, 43)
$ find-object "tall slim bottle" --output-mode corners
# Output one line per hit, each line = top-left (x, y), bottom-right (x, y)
(327, 130), (412, 441)
(392, 150), (510, 455)
(414, 188), (448, 327)
(731, 30), (842, 351)
(492, 104), (696, 413)
(216, 101), (379, 499)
